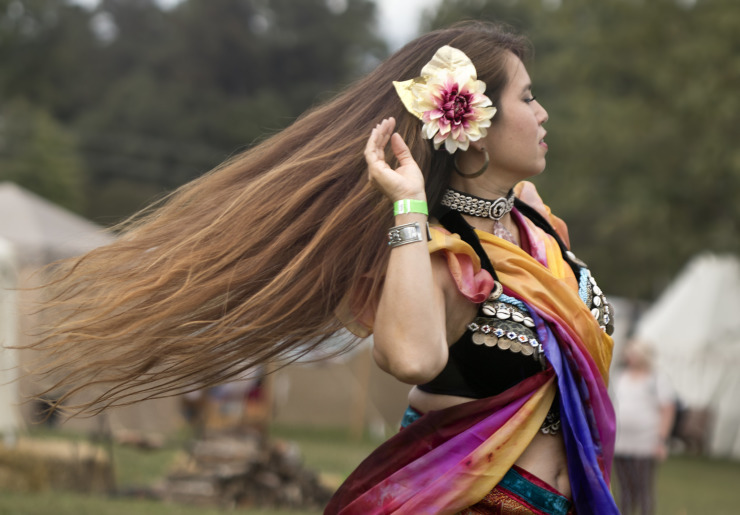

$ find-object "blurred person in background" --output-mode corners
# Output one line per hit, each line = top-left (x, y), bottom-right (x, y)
(30, 21), (617, 514)
(613, 339), (676, 515)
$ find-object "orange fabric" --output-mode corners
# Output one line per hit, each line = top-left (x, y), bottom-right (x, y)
(474, 229), (612, 383)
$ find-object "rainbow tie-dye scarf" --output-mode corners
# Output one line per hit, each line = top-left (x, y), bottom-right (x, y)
(327, 183), (617, 514)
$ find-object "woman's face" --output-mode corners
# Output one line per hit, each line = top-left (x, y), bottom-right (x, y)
(482, 53), (549, 182)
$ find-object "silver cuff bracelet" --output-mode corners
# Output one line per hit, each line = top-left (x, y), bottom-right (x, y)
(388, 222), (429, 248)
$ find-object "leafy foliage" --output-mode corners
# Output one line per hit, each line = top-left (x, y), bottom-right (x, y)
(0, 98), (86, 211)
(0, 0), (386, 221)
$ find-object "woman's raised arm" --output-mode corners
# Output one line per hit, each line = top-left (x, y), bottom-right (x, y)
(365, 118), (449, 384)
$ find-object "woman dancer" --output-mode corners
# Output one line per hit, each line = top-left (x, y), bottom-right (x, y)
(32, 21), (617, 514)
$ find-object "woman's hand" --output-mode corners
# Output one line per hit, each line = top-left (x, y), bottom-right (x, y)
(365, 117), (426, 202)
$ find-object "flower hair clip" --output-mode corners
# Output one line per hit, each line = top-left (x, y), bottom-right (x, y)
(393, 46), (496, 154)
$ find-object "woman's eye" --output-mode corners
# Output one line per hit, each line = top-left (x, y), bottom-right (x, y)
(524, 95), (537, 103)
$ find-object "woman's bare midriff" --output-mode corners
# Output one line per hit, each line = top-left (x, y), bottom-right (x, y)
(408, 386), (572, 499)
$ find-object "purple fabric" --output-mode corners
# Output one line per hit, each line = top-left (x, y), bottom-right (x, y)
(532, 302), (619, 514)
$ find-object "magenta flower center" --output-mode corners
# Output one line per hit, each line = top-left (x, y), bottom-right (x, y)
(441, 85), (472, 125)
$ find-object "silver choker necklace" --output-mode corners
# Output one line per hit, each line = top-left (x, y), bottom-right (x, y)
(440, 188), (516, 221)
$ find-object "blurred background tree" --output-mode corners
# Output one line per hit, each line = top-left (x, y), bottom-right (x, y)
(0, 99), (86, 211)
(0, 0), (737, 298)
(0, 0), (385, 221)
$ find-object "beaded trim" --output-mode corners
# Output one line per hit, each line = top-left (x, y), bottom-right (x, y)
(440, 188), (515, 221)
(467, 317), (545, 365)
(540, 404), (561, 435)
(498, 293), (529, 313)
(577, 267), (613, 335)
(467, 292), (546, 368)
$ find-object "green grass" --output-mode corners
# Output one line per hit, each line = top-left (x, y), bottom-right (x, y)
(0, 424), (381, 515)
(111, 442), (183, 488)
(653, 455), (740, 515)
(611, 453), (740, 515)
(1, 426), (740, 514)
(0, 491), (310, 515)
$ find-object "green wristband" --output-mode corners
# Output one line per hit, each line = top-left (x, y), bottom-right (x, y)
(393, 199), (428, 216)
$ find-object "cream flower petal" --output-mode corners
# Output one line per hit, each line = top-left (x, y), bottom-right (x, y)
(434, 132), (446, 150)
(467, 128), (482, 141)
(476, 106), (497, 121)
(471, 80), (488, 96)
(420, 46), (477, 85)
(422, 123), (438, 140)
(444, 137), (457, 153)
(451, 125), (462, 141)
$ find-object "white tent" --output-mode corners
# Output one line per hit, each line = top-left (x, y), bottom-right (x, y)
(634, 253), (740, 458)
(0, 238), (22, 440)
(0, 182), (113, 266)
(0, 183), (184, 437)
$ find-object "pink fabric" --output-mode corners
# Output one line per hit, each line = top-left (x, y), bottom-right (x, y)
(444, 251), (495, 303)
(514, 182), (571, 249)
(429, 226), (495, 303)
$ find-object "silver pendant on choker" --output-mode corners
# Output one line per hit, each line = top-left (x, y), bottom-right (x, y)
(440, 188), (516, 221)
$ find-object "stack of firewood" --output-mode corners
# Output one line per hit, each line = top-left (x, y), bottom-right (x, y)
(159, 431), (333, 510)
(0, 437), (114, 494)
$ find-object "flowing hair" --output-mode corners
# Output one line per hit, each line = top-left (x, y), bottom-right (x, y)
(29, 21), (532, 413)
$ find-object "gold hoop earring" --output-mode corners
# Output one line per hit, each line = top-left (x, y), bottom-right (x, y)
(453, 148), (489, 178)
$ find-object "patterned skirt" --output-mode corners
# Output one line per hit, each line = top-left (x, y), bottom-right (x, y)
(458, 465), (573, 515)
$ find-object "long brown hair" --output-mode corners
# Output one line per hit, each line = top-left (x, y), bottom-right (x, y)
(30, 21), (532, 413)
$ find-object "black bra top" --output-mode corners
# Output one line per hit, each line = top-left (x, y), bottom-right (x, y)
(417, 202), (581, 399)
(417, 329), (546, 398)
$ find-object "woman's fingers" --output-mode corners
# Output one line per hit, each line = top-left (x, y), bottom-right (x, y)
(366, 118), (394, 151)
(377, 117), (396, 140)
(390, 132), (415, 168)
(365, 118), (395, 173)
(364, 117), (425, 201)
(364, 130), (382, 165)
